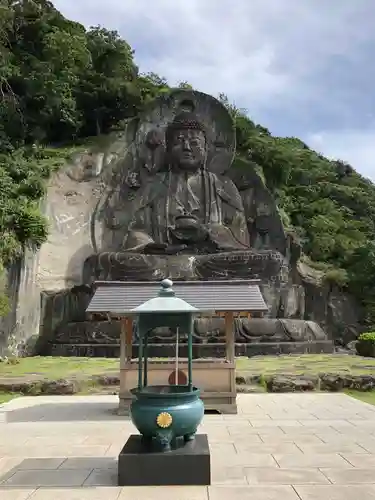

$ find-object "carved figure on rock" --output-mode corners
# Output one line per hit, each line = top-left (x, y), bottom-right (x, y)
(117, 111), (249, 255)
(85, 90), (284, 282)
(38, 90), (334, 356)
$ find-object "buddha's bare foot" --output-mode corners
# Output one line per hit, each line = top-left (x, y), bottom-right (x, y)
(143, 243), (168, 254)
(164, 244), (188, 255)
(143, 243), (188, 255)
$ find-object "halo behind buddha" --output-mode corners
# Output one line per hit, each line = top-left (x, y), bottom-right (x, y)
(134, 89), (236, 174)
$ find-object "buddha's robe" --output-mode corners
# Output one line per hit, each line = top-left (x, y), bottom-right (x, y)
(106, 169), (250, 253)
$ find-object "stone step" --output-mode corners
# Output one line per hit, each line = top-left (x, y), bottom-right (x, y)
(48, 340), (335, 358)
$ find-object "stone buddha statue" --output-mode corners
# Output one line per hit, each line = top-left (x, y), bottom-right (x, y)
(111, 111), (250, 255)
(84, 91), (284, 282)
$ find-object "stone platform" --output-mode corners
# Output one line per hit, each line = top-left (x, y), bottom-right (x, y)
(118, 434), (210, 486)
(1, 393), (375, 499)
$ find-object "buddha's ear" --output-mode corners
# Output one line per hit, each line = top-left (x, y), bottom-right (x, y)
(165, 147), (175, 165)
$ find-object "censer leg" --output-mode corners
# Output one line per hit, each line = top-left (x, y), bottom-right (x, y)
(184, 432), (196, 442)
(155, 430), (173, 451)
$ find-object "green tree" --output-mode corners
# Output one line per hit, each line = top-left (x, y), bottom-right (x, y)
(3, 0), (90, 144)
(75, 26), (140, 136)
(0, 149), (51, 263)
(347, 242), (375, 326)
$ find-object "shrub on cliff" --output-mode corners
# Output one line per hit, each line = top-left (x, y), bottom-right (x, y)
(0, 144), (73, 313)
(0, 148), (56, 264)
(356, 332), (375, 357)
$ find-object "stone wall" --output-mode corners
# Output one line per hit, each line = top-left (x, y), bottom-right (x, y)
(0, 250), (41, 357)
(300, 271), (363, 346)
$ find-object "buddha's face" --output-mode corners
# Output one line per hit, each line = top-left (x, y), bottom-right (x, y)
(169, 129), (206, 171)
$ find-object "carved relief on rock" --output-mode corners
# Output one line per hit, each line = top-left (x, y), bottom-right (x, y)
(83, 90), (286, 283)
(91, 90), (248, 256)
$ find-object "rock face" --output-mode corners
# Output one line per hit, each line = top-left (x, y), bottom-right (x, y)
(0, 90), (362, 356)
(0, 250), (41, 356)
(296, 262), (363, 346)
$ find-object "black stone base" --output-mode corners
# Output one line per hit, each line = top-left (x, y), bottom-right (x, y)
(118, 434), (211, 486)
(49, 340), (335, 358)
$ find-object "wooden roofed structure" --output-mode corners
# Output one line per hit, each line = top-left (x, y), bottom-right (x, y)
(86, 279), (268, 414)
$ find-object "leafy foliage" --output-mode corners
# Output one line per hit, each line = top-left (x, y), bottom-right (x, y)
(0, 0), (375, 327)
(356, 332), (375, 357)
(357, 332), (375, 342)
(231, 106), (375, 326)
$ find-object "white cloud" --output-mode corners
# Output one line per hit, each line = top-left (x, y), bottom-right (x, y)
(55, 1), (372, 105)
(53, 0), (375, 180)
(308, 130), (375, 181)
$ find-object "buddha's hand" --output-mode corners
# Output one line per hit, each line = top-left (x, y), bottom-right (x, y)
(174, 215), (205, 230)
(172, 217), (208, 243)
(143, 242), (168, 254)
(165, 244), (188, 254)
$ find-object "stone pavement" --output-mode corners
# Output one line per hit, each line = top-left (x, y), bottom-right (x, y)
(1, 393), (375, 499)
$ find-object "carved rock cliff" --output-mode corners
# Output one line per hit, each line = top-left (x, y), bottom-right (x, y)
(0, 135), (363, 356)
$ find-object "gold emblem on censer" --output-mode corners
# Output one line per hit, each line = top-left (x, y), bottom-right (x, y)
(156, 412), (173, 428)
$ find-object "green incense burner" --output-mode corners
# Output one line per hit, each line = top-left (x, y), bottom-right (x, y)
(130, 385), (204, 450)
(129, 279), (205, 451)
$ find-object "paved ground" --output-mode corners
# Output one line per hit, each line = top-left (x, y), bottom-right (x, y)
(1, 393), (375, 499)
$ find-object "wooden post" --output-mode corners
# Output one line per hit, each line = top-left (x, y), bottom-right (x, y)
(119, 316), (130, 415)
(224, 311), (235, 362)
(119, 316), (134, 415)
(224, 310), (236, 411)
(120, 316), (133, 366)
(120, 317), (126, 369)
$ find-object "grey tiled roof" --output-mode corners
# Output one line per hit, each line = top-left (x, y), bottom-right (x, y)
(86, 280), (268, 314)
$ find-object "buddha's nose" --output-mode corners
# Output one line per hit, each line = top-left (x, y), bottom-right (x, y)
(183, 139), (191, 151)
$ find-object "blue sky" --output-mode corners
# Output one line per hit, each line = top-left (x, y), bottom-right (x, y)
(54, 0), (375, 181)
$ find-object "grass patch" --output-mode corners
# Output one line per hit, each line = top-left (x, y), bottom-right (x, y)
(1, 354), (375, 380)
(235, 354), (375, 375)
(345, 390), (375, 406)
(0, 355), (374, 405)
(0, 356), (119, 378)
(0, 392), (21, 404)
(0, 354), (375, 402)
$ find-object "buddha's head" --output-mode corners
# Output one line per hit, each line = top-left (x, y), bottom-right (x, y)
(165, 111), (207, 172)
